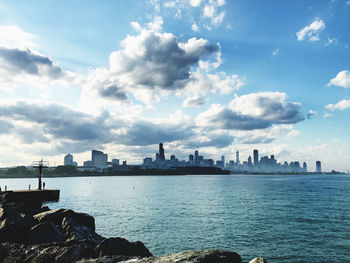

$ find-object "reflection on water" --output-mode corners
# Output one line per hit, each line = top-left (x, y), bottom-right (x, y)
(1, 174), (350, 262)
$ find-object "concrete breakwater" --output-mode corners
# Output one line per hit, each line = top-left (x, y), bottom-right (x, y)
(0, 195), (266, 263)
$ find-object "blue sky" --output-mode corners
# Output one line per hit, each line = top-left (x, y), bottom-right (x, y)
(0, 0), (349, 171)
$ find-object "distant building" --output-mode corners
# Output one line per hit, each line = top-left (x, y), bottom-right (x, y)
(236, 151), (240, 164)
(112, 159), (119, 166)
(303, 162), (307, 173)
(316, 161), (322, 173)
(92, 150), (108, 169)
(159, 143), (165, 161)
(253, 149), (259, 166)
(64, 154), (73, 166)
(83, 160), (93, 167)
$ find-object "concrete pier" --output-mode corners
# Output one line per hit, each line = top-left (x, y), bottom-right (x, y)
(1, 189), (60, 202)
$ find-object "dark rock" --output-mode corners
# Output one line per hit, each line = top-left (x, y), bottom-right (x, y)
(34, 208), (95, 231)
(2, 240), (97, 263)
(0, 243), (8, 263)
(249, 257), (267, 263)
(62, 216), (104, 243)
(21, 221), (65, 244)
(96, 237), (152, 258)
(0, 201), (36, 242)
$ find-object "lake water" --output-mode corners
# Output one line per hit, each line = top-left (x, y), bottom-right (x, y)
(1, 174), (350, 262)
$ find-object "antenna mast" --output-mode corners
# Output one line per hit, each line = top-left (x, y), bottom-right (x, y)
(33, 159), (49, 190)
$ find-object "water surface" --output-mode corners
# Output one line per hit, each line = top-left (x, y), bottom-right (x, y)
(1, 174), (349, 262)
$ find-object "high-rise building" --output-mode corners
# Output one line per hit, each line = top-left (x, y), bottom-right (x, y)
(194, 150), (199, 166)
(64, 154), (73, 166)
(248, 156), (252, 165)
(159, 143), (165, 161)
(303, 162), (307, 173)
(236, 151), (240, 164)
(92, 150), (108, 169)
(253, 149), (259, 166)
(316, 161), (322, 173)
(221, 155), (225, 167)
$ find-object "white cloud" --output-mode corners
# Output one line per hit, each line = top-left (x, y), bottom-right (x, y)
(190, 0), (202, 7)
(0, 26), (79, 91)
(130, 21), (142, 32)
(202, 0), (226, 27)
(196, 92), (304, 130)
(0, 26), (36, 49)
(325, 100), (350, 111)
(285, 130), (301, 140)
(86, 18), (241, 105)
(328, 70), (350, 88)
(296, 19), (325, 42)
(192, 23), (199, 32)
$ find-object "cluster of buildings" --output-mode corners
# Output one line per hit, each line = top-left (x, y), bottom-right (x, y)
(63, 143), (322, 173)
(64, 150), (128, 172)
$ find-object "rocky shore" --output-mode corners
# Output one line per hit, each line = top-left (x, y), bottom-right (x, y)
(0, 192), (266, 263)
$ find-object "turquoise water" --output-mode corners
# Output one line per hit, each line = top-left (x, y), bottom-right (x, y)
(1, 174), (350, 262)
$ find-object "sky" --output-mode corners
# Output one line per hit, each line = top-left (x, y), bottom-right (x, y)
(0, 0), (349, 172)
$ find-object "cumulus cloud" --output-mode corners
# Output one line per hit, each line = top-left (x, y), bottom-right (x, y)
(325, 100), (350, 111)
(0, 47), (63, 78)
(86, 19), (234, 104)
(202, 0), (226, 27)
(0, 26), (78, 90)
(197, 92), (304, 130)
(0, 26), (36, 49)
(328, 70), (350, 88)
(296, 19), (325, 42)
(0, 102), (113, 142)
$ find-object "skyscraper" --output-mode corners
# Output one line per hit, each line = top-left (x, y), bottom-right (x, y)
(195, 150), (199, 166)
(316, 161), (322, 173)
(303, 162), (307, 173)
(253, 149), (259, 166)
(159, 143), (165, 161)
(64, 154), (73, 166)
(236, 151), (240, 164)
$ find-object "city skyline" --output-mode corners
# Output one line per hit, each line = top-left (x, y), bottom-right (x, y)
(0, 1), (349, 171)
(60, 143), (324, 173)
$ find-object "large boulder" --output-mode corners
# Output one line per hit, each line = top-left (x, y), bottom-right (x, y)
(96, 237), (153, 258)
(2, 240), (97, 263)
(21, 221), (65, 244)
(0, 201), (36, 242)
(62, 216), (104, 243)
(34, 209), (95, 231)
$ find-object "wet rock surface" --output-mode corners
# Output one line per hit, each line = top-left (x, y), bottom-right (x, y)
(0, 193), (264, 263)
